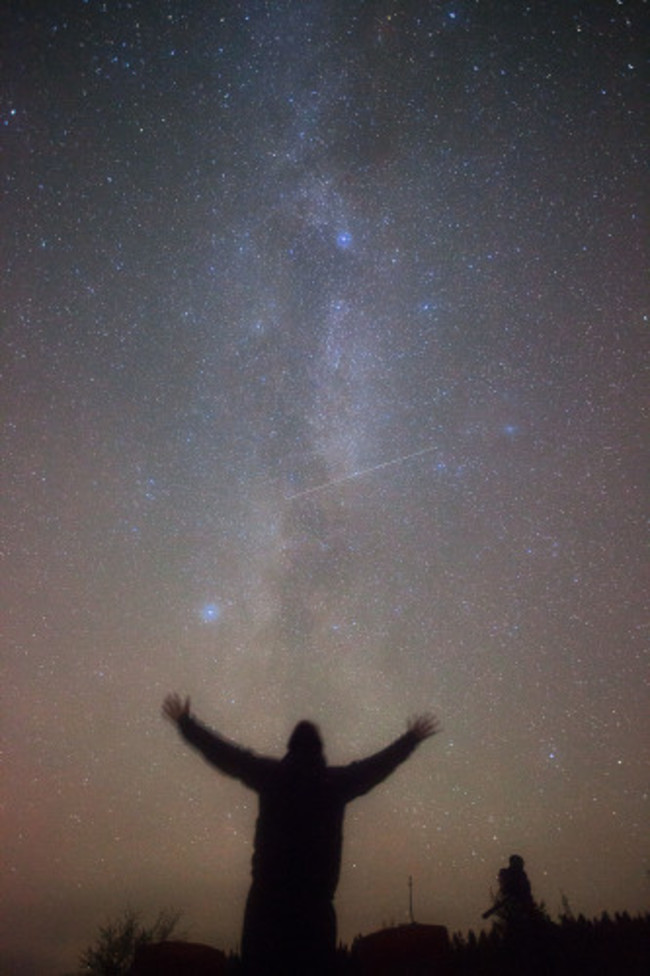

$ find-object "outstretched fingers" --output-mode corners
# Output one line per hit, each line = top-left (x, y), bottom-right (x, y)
(162, 692), (191, 724)
(408, 713), (441, 742)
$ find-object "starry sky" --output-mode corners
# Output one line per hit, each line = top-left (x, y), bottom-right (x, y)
(2, 1), (648, 973)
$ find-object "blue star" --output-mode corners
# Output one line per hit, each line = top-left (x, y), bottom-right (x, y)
(336, 230), (352, 250)
(200, 603), (220, 624)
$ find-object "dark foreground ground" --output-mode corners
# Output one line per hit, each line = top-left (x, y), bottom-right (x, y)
(130, 911), (650, 975)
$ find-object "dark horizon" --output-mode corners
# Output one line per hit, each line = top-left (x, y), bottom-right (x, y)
(5, 894), (650, 975)
(4, 830), (649, 974)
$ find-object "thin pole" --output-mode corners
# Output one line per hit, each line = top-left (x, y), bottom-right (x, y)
(408, 875), (415, 924)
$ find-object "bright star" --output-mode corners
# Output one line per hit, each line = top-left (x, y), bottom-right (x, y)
(200, 603), (220, 623)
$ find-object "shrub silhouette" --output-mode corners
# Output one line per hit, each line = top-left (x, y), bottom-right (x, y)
(75, 908), (182, 975)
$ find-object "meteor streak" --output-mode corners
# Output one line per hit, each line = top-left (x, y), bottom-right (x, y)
(285, 445), (436, 500)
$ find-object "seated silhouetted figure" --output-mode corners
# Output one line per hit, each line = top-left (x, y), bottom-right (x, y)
(482, 854), (537, 928)
(163, 694), (439, 976)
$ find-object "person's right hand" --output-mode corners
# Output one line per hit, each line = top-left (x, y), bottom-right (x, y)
(162, 693), (191, 725)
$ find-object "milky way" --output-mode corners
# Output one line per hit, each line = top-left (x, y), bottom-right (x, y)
(2, 2), (647, 973)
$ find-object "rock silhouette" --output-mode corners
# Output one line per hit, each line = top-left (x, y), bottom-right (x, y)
(128, 940), (227, 975)
(353, 922), (451, 976)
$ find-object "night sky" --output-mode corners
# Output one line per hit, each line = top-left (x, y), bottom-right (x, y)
(2, 1), (648, 973)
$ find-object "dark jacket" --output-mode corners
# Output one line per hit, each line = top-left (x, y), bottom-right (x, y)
(178, 715), (419, 901)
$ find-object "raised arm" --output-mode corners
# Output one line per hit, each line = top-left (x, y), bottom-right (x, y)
(162, 693), (272, 790)
(338, 713), (440, 801)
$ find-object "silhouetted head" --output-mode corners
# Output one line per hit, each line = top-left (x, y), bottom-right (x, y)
(509, 854), (525, 871)
(286, 720), (325, 764)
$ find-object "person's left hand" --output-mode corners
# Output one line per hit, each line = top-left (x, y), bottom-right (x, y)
(162, 693), (191, 725)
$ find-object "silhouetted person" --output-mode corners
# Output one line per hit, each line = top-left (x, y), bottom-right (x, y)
(163, 694), (439, 976)
(482, 854), (537, 926)
(482, 855), (554, 975)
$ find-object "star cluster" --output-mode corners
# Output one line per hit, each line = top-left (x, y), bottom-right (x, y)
(2, 2), (647, 973)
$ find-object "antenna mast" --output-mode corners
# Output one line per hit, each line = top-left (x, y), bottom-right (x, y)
(408, 875), (415, 924)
